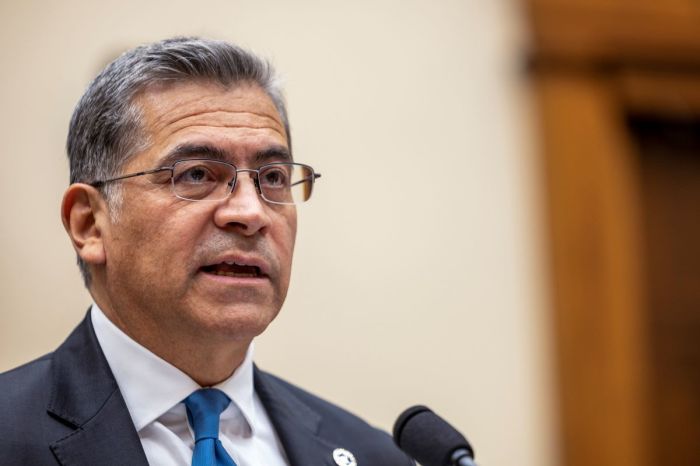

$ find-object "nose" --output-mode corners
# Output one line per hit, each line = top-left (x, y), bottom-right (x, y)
(213, 171), (271, 235)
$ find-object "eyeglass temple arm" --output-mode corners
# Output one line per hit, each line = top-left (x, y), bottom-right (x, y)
(89, 167), (173, 187)
(287, 173), (322, 188)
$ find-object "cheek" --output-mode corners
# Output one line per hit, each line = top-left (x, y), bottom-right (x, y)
(108, 205), (203, 283)
(268, 211), (296, 290)
(279, 213), (297, 263)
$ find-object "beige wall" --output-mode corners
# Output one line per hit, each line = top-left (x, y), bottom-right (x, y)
(0, 1), (556, 464)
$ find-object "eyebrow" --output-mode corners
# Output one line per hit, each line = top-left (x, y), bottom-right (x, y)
(255, 145), (292, 163)
(159, 143), (292, 167)
(160, 144), (227, 166)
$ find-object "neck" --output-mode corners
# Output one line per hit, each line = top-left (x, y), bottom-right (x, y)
(153, 339), (250, 387)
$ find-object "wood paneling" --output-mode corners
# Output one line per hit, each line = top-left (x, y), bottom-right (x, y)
(631, 117), (700, 466)
(534, 71), (651, 466)
(616, 72), (700, 117)
(528, 0), (700, 68)
(526, 0), (700, 465)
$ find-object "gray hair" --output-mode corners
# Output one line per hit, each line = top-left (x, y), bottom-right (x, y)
(67, 36), (290, 287)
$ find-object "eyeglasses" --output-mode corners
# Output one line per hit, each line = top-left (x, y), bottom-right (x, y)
(90, 159), (321, 205)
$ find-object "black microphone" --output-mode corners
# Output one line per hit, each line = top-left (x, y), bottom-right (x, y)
(393, 405), (477, 466)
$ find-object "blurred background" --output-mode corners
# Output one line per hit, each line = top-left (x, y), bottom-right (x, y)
(1, 1), (698, 465)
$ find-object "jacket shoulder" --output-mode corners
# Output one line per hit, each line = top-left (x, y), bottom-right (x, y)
(256, 369), (414, 466)
(261, 371), (381, 431)
(0, 353), (67, 465)
(0, 352), (54, 410)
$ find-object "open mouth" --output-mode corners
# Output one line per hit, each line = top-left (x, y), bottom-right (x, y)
(201, 261), (263, 278)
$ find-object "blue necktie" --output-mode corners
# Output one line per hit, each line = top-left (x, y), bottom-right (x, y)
(184, 388), (238, 466)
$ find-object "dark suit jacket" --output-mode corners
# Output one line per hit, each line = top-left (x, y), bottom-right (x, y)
(0, 312), (413, 466)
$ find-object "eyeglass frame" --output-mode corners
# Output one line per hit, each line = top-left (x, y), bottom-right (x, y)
(89, 159), (322, 205)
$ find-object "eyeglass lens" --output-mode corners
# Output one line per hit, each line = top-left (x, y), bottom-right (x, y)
(171, 160), (314, 204)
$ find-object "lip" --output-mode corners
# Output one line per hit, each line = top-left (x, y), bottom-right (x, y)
(198, 272), (270, 287)
(198, 252), (272, 278)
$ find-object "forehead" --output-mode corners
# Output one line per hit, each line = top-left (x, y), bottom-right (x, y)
(132, 81), (288, 166)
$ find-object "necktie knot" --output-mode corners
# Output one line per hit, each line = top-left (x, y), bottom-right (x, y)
(184, 388), (231, 442)
(183, 388), (238, 466)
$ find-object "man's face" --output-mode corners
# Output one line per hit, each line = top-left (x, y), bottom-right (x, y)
(99, 82), (296, 345)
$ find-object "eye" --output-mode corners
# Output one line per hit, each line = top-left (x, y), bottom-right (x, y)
(260, 166), (290, 187)
(174, 163), (218, 185)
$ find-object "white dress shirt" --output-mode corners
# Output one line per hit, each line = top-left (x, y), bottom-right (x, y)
(91, 304), (289, 466)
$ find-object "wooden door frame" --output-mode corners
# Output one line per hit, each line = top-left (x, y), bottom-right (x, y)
(525, 1), (700, 465)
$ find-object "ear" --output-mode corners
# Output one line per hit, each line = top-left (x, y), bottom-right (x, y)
(61, 183), (109, 266)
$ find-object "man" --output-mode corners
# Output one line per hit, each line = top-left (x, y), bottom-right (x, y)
(0, 37), (413, 466)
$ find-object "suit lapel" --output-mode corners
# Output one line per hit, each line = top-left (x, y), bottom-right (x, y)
(255, 368), (341, 466)
(47, 311), (149, 466)
(45, 314), (352, 466)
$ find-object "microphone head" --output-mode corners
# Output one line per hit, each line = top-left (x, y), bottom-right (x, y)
(393, 405), (474, 466)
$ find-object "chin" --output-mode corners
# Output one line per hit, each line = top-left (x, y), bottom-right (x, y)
(195, 303), (279, 341)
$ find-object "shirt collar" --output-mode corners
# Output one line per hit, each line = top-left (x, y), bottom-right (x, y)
(90, 303), (257, 434)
